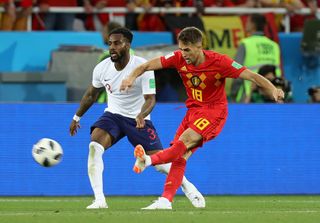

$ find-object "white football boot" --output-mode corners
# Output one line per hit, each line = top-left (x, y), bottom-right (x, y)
(142, 197), (172, 210)
(133, 144), (148, 173)
(181, 183), (206, 208)
(86, 200), (108, 209)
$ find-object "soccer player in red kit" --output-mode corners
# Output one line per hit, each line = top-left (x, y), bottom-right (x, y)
(120, 26), (284, 210)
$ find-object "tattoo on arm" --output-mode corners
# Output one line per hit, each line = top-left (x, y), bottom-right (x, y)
(75, 85), (101, 117)
(138, 94), (156, 118)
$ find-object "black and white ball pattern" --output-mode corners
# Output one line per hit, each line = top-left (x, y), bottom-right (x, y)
(32, 138), (63, 167)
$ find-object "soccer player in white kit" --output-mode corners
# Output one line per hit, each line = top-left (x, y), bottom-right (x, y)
(69, 27), (205, 209)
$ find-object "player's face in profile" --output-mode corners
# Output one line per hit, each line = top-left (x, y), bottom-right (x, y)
(178, 41), (202, 65)
(108, 34), (129, 62)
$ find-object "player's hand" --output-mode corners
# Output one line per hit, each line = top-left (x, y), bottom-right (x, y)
(135, 115), (145, 129)
(273, 88), (285, 103)
(69, 120), (81, 136)
(120, 77), (134, 92)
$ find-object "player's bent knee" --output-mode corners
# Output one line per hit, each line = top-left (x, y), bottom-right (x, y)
(90, 128), (113, 148)
(89, 141), (100, 150)
(179, 139), (199, 150)
(180, 136), (202, 149)
(179, 129), (203, 149)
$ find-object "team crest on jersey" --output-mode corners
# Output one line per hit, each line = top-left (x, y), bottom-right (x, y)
(191, 76), (202, 87)
(186, 73), (207, 89)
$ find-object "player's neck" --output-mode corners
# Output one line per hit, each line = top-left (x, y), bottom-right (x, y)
(114, 54), (130, 71)
(193, 51), (205, 67)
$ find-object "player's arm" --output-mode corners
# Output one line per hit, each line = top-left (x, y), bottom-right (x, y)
(69, 85), (101, 136)
(136, 94), (156, 128)
(239, 69), (284, 102)
(120, 57), (163, 91)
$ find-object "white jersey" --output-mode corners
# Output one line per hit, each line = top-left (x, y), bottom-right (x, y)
(92, 55), (156, 120)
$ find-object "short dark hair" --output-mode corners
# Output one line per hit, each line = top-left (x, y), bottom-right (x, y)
(258, 65), (276, 77)
(108, 27), (133, 43)
(308, 86), (320, 96)
(106, 21), (122, 34)
(177, 27), (203, 45)
(250, 14), (266, 32)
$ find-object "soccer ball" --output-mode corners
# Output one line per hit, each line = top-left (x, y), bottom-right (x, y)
(32, 138), (63, 167)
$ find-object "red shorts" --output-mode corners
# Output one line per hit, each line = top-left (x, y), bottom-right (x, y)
(173, 105), (228, 152)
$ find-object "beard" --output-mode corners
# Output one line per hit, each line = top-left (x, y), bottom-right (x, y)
(110, 53), (121, 62)
(110, 49), (125, 62)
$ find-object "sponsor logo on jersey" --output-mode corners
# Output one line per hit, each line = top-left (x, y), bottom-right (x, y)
(180, 66), (187, 71)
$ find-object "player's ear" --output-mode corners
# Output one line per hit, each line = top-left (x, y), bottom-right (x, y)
(126, 42), (131, 50)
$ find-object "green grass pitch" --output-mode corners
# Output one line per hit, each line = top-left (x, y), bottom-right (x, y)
(0, 196), (320, 223)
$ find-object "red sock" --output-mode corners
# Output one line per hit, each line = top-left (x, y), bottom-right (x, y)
(151, 140), (187, 165)
(162, 157), (186, 202)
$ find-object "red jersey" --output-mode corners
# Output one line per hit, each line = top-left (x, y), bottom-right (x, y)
(160, 50), (246, 108)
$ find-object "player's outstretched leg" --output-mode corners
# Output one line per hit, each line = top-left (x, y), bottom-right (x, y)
(141, 157), (185, 210)
(181, 181), (206, 208)
(133, 141), (188, 174)
(154, 163), (205, 208)
(151, 140), (187, 165)
(133, 144), (151, 173)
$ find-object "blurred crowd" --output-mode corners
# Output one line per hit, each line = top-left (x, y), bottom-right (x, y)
(0, 0), (319, 103)
(0, 0), (318, 31)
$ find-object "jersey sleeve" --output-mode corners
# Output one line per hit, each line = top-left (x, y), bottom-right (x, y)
(141, 70), (156, 95)
(92, 64), (104, 88)
(219, 55), (246, 79)
(160, 51), (179, 69)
